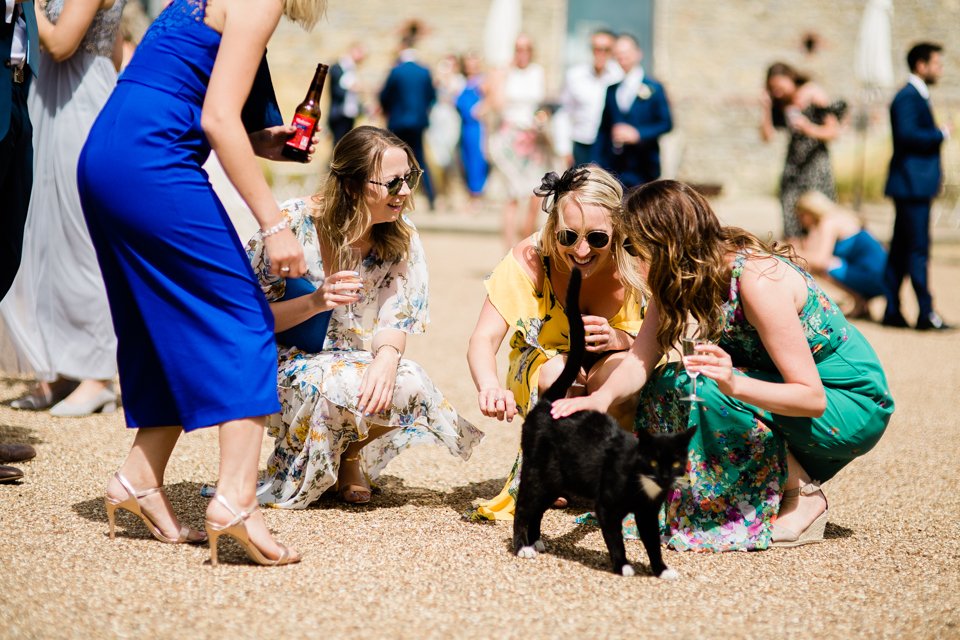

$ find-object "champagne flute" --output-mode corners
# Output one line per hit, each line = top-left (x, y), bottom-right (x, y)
(339, 247), (363, 334)
(679, 321), (708, 402)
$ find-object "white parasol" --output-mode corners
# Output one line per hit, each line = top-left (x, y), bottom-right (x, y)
(484, 0), (522, 68)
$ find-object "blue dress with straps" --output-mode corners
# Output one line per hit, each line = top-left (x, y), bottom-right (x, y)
(77, 0), (283, 430)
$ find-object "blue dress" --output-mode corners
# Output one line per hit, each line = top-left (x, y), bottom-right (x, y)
(455, 78), (487, 196)
(77, 0), (282, 430)
(828, 229), (887, 299)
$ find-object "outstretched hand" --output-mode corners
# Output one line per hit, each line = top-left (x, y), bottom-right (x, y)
(478, 387), (517, 422)
(249, 125), (322, 162)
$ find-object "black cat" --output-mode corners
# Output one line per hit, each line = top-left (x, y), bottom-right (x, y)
(512, 267), (697, 578)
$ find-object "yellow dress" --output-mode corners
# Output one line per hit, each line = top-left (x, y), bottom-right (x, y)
(468, 242), (645, 520)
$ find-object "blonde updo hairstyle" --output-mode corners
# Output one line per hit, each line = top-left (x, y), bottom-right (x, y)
(311, 126), (417, 271)
(623, 180), (801, 353)
(537, 164), (643, 295)
(282, 0), (327, 30)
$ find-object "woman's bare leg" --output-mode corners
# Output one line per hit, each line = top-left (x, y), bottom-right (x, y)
(586, 352), (636, 431)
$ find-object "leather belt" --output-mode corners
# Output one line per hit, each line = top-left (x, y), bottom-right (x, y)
(5, 61), (25, 84)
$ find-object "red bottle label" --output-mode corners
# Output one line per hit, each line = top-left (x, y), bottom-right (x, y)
(285, 113), (317, 151)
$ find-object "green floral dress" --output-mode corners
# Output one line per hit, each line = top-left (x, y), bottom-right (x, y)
(637, 253), (893, 551)
(246, 199), (483, 509)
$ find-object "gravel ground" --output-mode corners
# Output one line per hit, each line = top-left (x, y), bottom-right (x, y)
(1, 230), (958, 640)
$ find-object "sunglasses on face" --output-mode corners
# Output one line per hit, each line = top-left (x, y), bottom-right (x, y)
(368, 169), (422, 196)
(592, 45), (611, 53)
(556, 228), (611, 249)
(622, 238), (640, 257)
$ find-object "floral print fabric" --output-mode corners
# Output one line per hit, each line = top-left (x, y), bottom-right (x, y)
(246, 199), (483, 508)
(638, 252), (893, 551)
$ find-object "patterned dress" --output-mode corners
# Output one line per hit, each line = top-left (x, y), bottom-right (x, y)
(778, 100), (848, 238)
(247, 200), (483, 508)
(467, 240), (645, 520)
(637, 253), (893, 551)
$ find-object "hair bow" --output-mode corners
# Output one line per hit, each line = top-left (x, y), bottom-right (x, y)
(534, 167), (590, 213)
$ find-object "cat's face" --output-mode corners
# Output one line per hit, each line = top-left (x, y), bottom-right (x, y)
(635, 427), (697, 500)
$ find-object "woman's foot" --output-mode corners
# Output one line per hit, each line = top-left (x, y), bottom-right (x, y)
(336, 453), (371, 504)
(10, 378), (78, 410)
(205, 493), (296, 563)
(51, 380), (117, 417)
(772, 483), (828, 547)
(106, 472), (206, 543)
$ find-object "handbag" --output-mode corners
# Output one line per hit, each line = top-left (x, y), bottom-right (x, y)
(275, 277), (331, 352)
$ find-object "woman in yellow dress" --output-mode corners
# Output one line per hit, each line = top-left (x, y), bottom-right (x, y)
(465, 165), (644, 520)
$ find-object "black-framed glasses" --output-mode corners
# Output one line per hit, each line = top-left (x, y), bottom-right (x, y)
(368, 169), (422, 196)
(556, 228), (611, 249)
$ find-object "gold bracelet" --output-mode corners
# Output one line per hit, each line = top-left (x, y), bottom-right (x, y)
(374, 344), (402, 360)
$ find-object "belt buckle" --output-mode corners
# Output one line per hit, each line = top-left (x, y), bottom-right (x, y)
(7, 63), (25, 84)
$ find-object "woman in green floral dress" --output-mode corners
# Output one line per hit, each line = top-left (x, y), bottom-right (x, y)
(246, 127), (482, 508)
(553, 180), (893, 551)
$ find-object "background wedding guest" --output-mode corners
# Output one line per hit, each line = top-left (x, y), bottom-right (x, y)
(1, 0), (38, 301)
(465, 165), (644, 521)
(794, 191), (887, 320)
(760, 62), (846, 240)
(454, 50), (488, 202)
(882, 42), (953, 331)
(594, 33), (672, 190)
(0, 0), (126, 416)
(247, 126), (481, 508)
(327, 41), (365, 145)
(555, 28), (621, 168)
(487, 33), (551, 248)
(379, 25), (436, 209)
(77, 0), (329, 566)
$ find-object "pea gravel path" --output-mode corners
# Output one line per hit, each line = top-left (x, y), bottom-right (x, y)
(2, 231), (958, 640)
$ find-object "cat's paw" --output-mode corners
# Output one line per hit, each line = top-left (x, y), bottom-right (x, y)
(533, 539), (546, 552)
(517, 546), (539, 559)
(620, 564), (636, 577)
(657, 567), (680, 581)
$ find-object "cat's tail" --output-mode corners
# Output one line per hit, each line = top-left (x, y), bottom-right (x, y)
(541, 267), (584, 404)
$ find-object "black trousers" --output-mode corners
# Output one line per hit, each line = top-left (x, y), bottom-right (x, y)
(0, 80), (32, 300)
(883, 198), (933, 320)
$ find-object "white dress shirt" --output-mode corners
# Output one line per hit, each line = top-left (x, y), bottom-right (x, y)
(559, 60), (622, 145)
(615, 66), (645, 114)
(907, 73), (930, 100)
(337, 55), (360, 119)
(5, 0), (27, 67)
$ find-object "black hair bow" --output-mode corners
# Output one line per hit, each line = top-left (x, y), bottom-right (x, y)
(533, 167), (589, 213)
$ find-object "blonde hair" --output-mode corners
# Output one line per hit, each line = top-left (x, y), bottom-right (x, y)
(623, 180), (801, 353)
(794, 190), (837, 224)
(282, 0), (326, 30)
(538, 164), (643, 295)
(310, 126), (417, 270)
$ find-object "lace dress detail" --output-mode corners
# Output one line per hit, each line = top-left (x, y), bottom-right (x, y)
(136, 0), (208, 52)
(44, 0), (126, 58)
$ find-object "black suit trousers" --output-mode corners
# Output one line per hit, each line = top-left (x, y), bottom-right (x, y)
(883, 198), (933, 319)
(0, 81), (32, 300)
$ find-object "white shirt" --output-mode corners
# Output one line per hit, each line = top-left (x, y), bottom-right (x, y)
(908, 73), (930, 100)
(5, 0), (27, 67)
(559, 60), (622, 145)
(501, 63), (544, 129)
(615, 66), (646, 114)
(337, 55), (360, 119)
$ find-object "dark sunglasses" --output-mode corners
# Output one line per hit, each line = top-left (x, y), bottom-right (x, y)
(622, 238), (640, 257)
(592, 45), (611, 53)
(556, 228), (611, 249)
(368, 169), (422, 196)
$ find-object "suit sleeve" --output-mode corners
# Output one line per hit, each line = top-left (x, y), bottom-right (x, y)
(426, 69), (437, 108)
(379, 70), (395, 117)
(636, 83), (673, 141)
(890, 94), (945, 154)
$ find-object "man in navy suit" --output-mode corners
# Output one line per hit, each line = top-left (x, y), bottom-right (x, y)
(379, 35), (436, 209)
(882, 42), (952, 331)
(1, 0), (37, 301)
(594, 33), (673, 190)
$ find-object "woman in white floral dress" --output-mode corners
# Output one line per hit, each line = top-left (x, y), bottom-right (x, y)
(247, 126), (483, 508)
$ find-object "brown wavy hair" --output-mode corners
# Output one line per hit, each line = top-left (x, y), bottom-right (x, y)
(310, 126), (417, 270)
(623, 180), (801, 353)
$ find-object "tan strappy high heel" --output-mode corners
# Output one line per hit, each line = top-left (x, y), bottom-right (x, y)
(105, 472), (207, 544)
(204, 494), (300, 567)
(771, 481), (829, 548)
(336, 454), (371, 504)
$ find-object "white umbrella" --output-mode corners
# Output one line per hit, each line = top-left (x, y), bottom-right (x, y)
(484, 0), (521, 68)
(852, 0), (895, 209)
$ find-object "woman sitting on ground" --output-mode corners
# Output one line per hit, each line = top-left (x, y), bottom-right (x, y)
(794, 191), (887, 319)
(246, 126), (483, 508)
(465, 165), (645, 521)
(552, 180), (894, 551)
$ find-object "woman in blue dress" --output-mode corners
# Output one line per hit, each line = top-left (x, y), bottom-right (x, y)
(77, 0), (328, 566)
(455, 52), (488, 199)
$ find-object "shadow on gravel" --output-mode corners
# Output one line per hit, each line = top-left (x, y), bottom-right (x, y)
(825, 522), (854, 540)
(0, 423), (42, 446)
(71, 481), (209, 542)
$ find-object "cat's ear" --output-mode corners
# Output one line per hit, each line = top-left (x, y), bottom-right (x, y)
(678, 425), (699, 445)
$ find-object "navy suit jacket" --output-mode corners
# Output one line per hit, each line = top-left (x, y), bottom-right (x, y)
(1, 0), (39, 139)
(379, 60), (435, 132)
(594, 76), (672, 188)
(885, 83), (944, 200)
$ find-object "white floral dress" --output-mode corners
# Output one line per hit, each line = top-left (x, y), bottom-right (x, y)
(246, 199), (483, 508)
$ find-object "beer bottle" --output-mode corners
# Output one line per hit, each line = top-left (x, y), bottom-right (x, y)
(282, 63), (329, 162)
